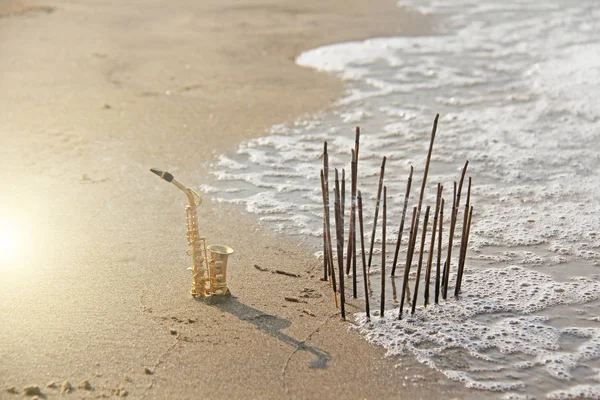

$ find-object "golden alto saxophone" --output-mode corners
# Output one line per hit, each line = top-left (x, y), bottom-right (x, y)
(151, 168), (234, 298)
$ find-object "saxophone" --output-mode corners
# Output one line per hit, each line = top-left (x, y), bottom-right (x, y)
(151, 168), (233, 298)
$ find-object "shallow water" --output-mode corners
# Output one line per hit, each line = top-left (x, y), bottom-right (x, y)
(203, 0), (600, 397)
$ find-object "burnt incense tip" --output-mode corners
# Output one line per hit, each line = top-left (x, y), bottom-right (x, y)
(324, 141), (328, 153)
(150, 167), (174, 182)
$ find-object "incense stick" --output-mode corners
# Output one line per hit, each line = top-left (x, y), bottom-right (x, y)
(340, 168), (346, 256)
(347, 130), (360, 275)
(412, 206), (430, 314)
(456, 161), (469, 212)
(400, 114), (438, 303)
(456, 205), (474, 296)
(352, 127), (360, 297)
(398, 206), (417, 320)
(346, 150), (357, 295)
(323, 142), (335, 285)
(367, 156), (387, 272)
(352, 126), (360, 299)
(320, 169), (329, 282)
(435, 197), (444, 305)
(443, 161), (468, 299)
(352, 223), (357, 298)
(358, 190), (370, 320)
(416, 114), (439, 220)
(381, 186), (387, 317)
(455, 178), (472, 298)
(406, 203), (421, 304)
(391, 166), (414, 277)
(334, 169), (345, 320)
(424, 184), (442, 307)
(443, 181), (457, 299)
(329, 173), (338, 309)
(345, 152), (354, 274)
(354, 127), (361, 167)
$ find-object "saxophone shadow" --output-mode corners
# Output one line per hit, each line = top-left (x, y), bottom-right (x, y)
(209, 296), (331, 369)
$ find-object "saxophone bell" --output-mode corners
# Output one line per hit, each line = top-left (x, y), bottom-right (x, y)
(207, 245), (234, 296)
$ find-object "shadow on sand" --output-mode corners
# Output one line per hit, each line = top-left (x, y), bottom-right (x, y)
(205, 296), (330, 369)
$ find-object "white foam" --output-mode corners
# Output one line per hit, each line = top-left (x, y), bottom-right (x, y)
(297, 40), (404, 79)
(546, 385), (600, 400)
(356, 267), (600, 392)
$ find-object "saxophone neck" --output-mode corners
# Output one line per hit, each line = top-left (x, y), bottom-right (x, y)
(150, 167), (202, 207)
(183, 187), (202, 208)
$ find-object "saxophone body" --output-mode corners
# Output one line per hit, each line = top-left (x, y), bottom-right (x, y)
(184, 189), (209, 297)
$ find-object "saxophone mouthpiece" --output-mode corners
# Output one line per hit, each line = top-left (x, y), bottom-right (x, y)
(150, 167), (174, 182)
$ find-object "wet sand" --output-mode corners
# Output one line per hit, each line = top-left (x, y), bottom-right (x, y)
(0, 0), (473, 398)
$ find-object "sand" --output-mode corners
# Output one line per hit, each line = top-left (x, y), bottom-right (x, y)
(0, 0), (474, 398)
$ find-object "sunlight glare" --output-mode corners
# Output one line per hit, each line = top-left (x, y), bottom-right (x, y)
(0, 222), (22, 266)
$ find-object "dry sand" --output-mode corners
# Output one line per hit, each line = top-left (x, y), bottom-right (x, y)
(0, 0), (475, 398)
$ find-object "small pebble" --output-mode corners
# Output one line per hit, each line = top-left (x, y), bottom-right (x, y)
(302, 309), (316, 317)
(113, 387), (129, 397)
(46, 381), (57, 389)
(169, 328), (177, 335)
(79, 380), (92, 390)
(144, 367), (153, 375)
(5, 386), (18, 394)
(60, 381), (72, 394)
(23, 385), (42, 396)
(284, 296), (300, 303)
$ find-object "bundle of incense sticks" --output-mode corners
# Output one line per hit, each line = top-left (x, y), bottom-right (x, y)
(318, 115), (475, 321)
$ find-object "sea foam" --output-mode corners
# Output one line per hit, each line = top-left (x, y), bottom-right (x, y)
(356, 266), (600, 392)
